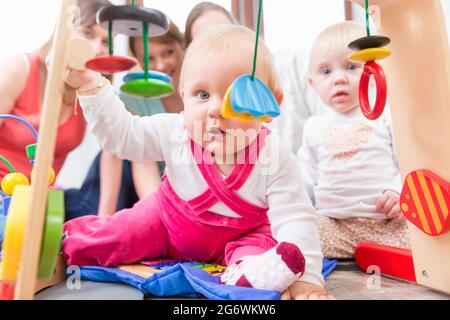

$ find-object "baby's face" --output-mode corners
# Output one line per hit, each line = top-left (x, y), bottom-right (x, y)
(181, 51), (263, 157)
(309, 45), (363, 114)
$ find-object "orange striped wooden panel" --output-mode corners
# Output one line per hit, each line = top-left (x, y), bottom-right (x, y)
(400, 170), (450, 236)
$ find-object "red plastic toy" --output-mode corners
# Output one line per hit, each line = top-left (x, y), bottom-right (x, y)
(355, 243), (416, 283)
(400, 169), (450, 236)
(85, 55), (137, 74)
(359, 61), (387, 120)
(0, 282), (14, 300)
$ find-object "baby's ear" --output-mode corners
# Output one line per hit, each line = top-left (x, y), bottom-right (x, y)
(274, 88), (284, 106)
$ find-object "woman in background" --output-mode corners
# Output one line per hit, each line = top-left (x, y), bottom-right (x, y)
(0, 0), (111, 180)
(184, 1), (236, 47)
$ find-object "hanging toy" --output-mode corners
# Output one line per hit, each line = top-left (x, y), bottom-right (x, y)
(85, 6), (137, 74)
(85, 1), (174, 98)
(347, 0), (391, 120)
(119, 1), (174, 98)
(85, 0), (171, 74)
(221, 0), (281, 123)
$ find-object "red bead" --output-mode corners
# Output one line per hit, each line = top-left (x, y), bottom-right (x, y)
(0, 283), (14, 300)
(85, 55), (137, 74)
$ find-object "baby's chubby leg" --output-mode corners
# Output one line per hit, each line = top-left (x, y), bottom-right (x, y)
(62, 194), (168, 267)
(221, 242), (305, 292)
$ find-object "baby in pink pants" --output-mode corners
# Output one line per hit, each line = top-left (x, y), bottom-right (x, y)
(64, 25), (331, 299)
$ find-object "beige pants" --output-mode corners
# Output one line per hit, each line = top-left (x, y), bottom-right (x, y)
(317, 216), (411, 259)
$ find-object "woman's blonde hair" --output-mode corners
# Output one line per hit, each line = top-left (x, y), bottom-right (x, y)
(179, 24), (280, 92)
(184, 2), (237, 47)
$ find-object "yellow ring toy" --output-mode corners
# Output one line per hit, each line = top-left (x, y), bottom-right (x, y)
(0, 185), (31, 281)
(348, 47), (392, 63)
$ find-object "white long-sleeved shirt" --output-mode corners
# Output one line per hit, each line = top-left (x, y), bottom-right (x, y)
(78, 83), (324, 287)
(298, 107), (401, 220)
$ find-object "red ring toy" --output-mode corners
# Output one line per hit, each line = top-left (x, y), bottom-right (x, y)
(85, 55), (137, 74)
(359, 61), (387, 120)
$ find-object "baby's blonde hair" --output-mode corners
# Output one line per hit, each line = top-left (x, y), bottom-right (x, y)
(179, 24), (280, 92)
(309, 21), (366, 72)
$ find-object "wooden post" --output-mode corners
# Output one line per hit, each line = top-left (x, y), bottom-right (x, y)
(349, 0), (450, 293)
(231, 0), (264, 34)
(344, 0), (354, 20)
(14, 0), (77, 300)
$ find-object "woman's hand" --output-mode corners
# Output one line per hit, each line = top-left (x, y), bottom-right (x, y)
(281, 281), (335, 300)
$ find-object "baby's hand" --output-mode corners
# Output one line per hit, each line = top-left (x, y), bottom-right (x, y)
(65, 68), (105, 96)
(376, 190), (404, 221)
(281, 281), (334, 300)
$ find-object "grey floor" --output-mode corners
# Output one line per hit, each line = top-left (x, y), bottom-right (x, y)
(325, 261), (450, 300)
(36, 262), (450, 300)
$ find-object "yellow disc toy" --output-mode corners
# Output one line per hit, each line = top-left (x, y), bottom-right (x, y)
(348, 47), (392, 63)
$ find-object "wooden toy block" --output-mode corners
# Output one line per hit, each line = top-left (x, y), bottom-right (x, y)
(38, 189), (64, 280)
(355, 243), (416, 283)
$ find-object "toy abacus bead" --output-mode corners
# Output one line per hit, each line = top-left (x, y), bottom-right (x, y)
(1, 173), (30, 196)
(85, 56), (137, 75)
(26, 144), (37, 160)
(121, 78), (174, 98)
(359, 61), (387, 120)
(348, 47), (392, 63)
(31, 167), (55, 186)
(348, 35), (391, 51)
(123, 71), (173, 84)
(97, 5), (170, 37)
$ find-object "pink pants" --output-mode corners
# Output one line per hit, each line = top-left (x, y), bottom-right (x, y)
(62, 180), (277, 267)
(63, 129), (277, 268)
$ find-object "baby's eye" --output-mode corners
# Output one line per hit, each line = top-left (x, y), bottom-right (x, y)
(197, 91), (210, 100)
(163, 49), (174, 58)
(347, 63), (359, 71)
(321, 68), (332, 76)
(81, 28), (94, 39)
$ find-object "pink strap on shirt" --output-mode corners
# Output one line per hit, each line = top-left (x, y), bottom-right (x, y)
(186, 127), (270, 219)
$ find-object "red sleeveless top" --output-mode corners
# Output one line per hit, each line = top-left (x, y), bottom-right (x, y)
(0, 51), (86, 179)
